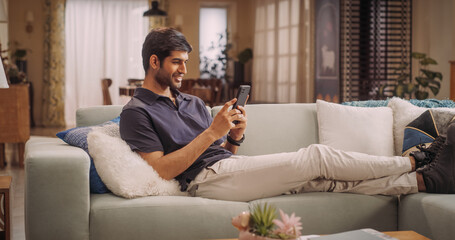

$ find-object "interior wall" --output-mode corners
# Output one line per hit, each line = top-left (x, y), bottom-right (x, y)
(413, 0), (454, 100)
(8, 0), (45, 126)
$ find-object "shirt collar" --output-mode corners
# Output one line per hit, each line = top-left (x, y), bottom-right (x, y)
(134, 87), (192, 105)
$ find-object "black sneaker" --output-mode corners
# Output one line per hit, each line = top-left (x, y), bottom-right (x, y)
(410, 135), (446, 169)
(417, 123), (455, 194)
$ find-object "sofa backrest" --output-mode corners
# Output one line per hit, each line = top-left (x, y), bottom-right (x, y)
(76, 105), (211, 127)
(212, 103), (318, 156)
(76, 105), (124, 127)
(76, 103), (319, 156)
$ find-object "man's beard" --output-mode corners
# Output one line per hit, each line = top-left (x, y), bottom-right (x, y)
(155, 69), (181, 90)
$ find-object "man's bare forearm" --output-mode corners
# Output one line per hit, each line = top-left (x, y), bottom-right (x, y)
(139, 129), (218, 180)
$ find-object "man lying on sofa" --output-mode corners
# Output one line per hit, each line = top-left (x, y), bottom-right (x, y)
(119, 27), (454, 202)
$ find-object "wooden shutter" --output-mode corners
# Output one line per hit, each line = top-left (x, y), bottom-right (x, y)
(340, 0), (412, 101)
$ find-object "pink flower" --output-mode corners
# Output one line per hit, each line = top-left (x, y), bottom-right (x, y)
(272, 209), (302, 237)
(232, 211), (251, 231)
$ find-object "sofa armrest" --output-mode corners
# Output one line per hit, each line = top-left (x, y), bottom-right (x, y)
(25, 136), (90, 240)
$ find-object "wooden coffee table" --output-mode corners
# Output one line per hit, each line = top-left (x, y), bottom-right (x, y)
(382, 231), (429, 240)
(216, 230), (430, 240)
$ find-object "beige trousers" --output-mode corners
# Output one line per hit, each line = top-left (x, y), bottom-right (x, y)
(188, 144), (418, 201)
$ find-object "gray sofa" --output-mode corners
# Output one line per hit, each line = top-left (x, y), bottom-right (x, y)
(25, 103), (455, 240)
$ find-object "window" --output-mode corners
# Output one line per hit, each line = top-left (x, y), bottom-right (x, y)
(253, 0), (301, 103)
(199, 7), (228, 79)
(65, 0), (148, 126)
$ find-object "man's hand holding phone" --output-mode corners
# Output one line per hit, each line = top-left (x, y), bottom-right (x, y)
(229, 85), (250, 141)
(232, 85), (250, 111)
(209, 85), (249, 143)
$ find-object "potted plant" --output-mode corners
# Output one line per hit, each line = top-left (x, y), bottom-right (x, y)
(13, 48), (28, 74)
(232, 203), (303, 240)
(234, 48), (253, 85)
(379, 52), (443, 100)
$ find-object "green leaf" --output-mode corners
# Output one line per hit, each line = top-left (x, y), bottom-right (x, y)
(412, 52), (426, 59)
(435, 72), (443, 81)
(395, 85), (405, 98)
(429, 86), (439, 96)
(406, 83), (416, 94)
(420, 69), (436, 79)
(415, 77), (429, 87)
(396, 74), (410, 83)
(428, 79), (441, 89)
(420, 57), (438, 65)
(14, 49), (27, 59)
(237, 48), (253, 64)
(249, 203), (276, 236)
(378, 85), (385, 96)
(415, 90), (429, 100)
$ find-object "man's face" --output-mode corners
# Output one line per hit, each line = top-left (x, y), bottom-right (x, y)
(155, 51), (188, 90)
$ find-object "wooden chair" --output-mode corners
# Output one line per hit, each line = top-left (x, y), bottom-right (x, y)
(180, 79), (196, 94)
(101, 78), (112, 105)
(180, 78), (222, 107)
(127, 78), (144, 87)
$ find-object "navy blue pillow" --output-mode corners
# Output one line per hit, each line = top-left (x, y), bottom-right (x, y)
(402, 110), (455, 156)
(56, 117), (120, 193)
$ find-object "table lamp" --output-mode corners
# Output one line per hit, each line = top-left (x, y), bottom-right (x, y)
(0, 62), (8, 88)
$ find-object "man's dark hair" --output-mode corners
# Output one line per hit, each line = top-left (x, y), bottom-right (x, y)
(142, 27), (192, 74)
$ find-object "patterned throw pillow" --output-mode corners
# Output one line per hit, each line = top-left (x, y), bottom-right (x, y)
(402, 110), (455, 156)
(56, 116), (120, 193)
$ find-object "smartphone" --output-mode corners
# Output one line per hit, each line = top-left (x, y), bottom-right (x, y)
(232, 85), (250, 124)
(232, 85), (251, 110)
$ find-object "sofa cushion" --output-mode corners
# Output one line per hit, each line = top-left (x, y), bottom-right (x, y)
(399, 193), (455, 240)
(250, 193), (398, 235)
(87, 123), (185, 198)
(89, 194), (248, 240)
(56, 116), (120, 193)
(317, 100), (394, 156)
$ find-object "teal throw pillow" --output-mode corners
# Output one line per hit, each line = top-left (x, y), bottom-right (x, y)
(56, 116), (120, 193)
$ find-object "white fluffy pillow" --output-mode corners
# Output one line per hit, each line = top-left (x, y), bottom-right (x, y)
(387, 97), (455, 155)
(87, 123), (187, 198)
(317, 100), (394, 156)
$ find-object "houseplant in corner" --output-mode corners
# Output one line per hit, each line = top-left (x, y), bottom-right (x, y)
(232, 203), (303, 240)
(412, 52), (443, 99)
(379, 52), (443, 100)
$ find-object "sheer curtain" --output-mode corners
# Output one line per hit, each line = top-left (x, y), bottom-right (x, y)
(65, 0), (148, 126)
(252, 0), (314, 103)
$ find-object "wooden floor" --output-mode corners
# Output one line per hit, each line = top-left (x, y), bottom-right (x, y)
(1, 127), (65, 240)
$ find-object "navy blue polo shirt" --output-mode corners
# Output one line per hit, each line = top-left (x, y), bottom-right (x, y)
(120, 87), (232, 191)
